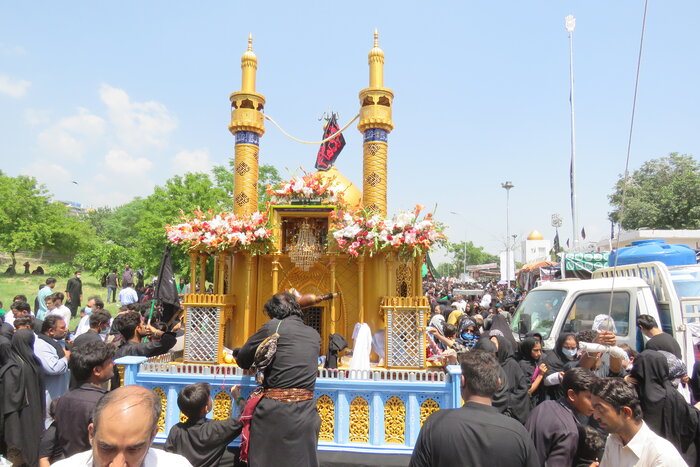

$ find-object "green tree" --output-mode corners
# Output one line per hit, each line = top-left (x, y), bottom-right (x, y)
(211, 163), (282, 211)
(446, 241), (499, 274)
(609, 153), (700, 229)
(436, 262), (457, 278)
(132, 172), (232, 274)
(0, 172), (92, 268)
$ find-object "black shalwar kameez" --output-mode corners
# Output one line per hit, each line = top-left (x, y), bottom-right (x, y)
(236, 316), (321, 467)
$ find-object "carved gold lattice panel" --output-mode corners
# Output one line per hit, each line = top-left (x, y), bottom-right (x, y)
(396, 262), (413, 297)
(235, 161), (251, 176)
(152, 387), (166, 433)
(184, 306), (223, 363)
(213, 391), (233, 420)
(349, 396), (370, 443)
(367, 143), (382, 156)
(235, 192), (250, 207)
(385, 306), (427, 368)
(384, 396), (406, 443)
(316, 395), (335, 441)
(420, 399), (440, 427)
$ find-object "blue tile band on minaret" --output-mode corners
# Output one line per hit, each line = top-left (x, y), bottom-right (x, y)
(235, 131), (260, 146)
(363, 129), (388, 143)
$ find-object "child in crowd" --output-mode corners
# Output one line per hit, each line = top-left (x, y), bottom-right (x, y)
(164, 383), (245, 467)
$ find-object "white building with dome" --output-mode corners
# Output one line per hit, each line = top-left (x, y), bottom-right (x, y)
(520, 230), (552, 264)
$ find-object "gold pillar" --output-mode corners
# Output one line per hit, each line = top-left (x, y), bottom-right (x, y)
(243, 253), (253, 338)
(199, 255), (207, 293)
(189, 253), (197, 294)
(229, 34), (265, 216)
(329, 258), (337, 335)
(271, 256), (280, 294)
(358, 30), (393, 217)
(216, 254), (226, 294)
(358, 255), (365, 323)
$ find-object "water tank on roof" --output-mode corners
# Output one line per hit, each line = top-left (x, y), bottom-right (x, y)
(608, 239), (697, 267)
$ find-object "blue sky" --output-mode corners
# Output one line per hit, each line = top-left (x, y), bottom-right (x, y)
(1, 1), (698, 261)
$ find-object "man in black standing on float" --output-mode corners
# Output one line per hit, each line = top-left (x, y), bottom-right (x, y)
(65, 270), (83, 320)
(235, 292), (321, 467)
(410, 350), (540, 467)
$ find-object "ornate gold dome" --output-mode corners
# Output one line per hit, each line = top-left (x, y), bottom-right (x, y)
(527, 230), (544, 240)
(242, 33), (257, 65)
(316, 166), (362, 208)
(368, 29), (384, 61)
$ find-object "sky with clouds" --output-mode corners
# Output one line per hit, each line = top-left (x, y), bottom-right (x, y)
(1, 2), (698, 259)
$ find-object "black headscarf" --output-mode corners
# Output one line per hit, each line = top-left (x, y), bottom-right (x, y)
(631, 350), (700, 459)
(473, 339), (509, 415)
(489, 313), (517, 351)
(0, 329), (45, 466)
(543, 332), (580, 400)
(518, 337), (546, 407)
(494, 335), (531, 423)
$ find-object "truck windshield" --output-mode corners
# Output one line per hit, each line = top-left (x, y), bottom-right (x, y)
(510, 289), (567, 339)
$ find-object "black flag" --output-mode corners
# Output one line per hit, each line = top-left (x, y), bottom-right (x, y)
(553, 231), (561, 252)
(155, 245), (179, 306)
(315, 113), (346, 171)
(566, 238), (570, 249)
(581, 227), (586, 240)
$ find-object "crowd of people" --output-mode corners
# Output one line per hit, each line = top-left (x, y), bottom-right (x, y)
(4, 263), (700, 466)
(415, 277), (700, 466)
(0, 266), (185, 466)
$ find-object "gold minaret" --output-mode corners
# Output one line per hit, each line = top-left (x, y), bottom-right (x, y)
(358, 29), (394, 216)
(229, 34), (266, 215)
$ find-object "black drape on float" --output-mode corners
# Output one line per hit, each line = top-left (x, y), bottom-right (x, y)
(155, 245), (179, 324)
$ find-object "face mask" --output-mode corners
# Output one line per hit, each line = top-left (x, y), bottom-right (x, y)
(83, 307), (92, 316)
(562, 348), (578, 359)
(76, 275), (82, 279)
(99, 328), (109, 335)
(461, 332), (476, 341)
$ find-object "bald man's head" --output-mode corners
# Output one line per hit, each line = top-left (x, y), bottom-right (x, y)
(93, 385), (161, 435)
(90, 386), (162, 466)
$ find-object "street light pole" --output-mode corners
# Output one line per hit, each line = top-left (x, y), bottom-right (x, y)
(565, 14), (579, 248)
(501, 181), (515, 284)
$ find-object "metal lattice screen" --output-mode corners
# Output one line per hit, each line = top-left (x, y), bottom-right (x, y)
(303, 306), (322, 336)
(385, 307), (426, 368)
(184, 306), (222, 363)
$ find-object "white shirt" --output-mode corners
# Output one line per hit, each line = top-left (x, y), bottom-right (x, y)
(600, 421), (687, 467)
(49, 305), (71, 327)
(74, 314), (91, 337)
(53, 448), (192, 467)
(480, 293), (492, 308)
(119, 287), (139, 305)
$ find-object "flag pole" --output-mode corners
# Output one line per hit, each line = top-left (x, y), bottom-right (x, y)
(565, 15), (579, 249)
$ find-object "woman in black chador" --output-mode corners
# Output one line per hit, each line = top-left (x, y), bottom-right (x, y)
(0, 329), (45, 466)
(236, 292), (322, 467)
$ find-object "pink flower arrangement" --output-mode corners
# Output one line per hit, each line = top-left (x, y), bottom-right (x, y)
(330, 205), (447, 258)
(165, 209), (274, 254)
(266, 172), (344, 205)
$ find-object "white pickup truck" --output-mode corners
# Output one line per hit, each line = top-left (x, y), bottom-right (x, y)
(510, 261), (700, 370)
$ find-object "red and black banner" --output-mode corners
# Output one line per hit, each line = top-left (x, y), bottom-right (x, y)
(315, 114), (346, 171)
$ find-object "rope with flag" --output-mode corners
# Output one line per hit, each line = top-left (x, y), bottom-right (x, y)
(264, 113), (359, 145)
(315, 113), (346, 171)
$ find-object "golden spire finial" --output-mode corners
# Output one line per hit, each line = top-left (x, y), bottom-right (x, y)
(368, 29), (384, 88)
(240, 33), (258, 93)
